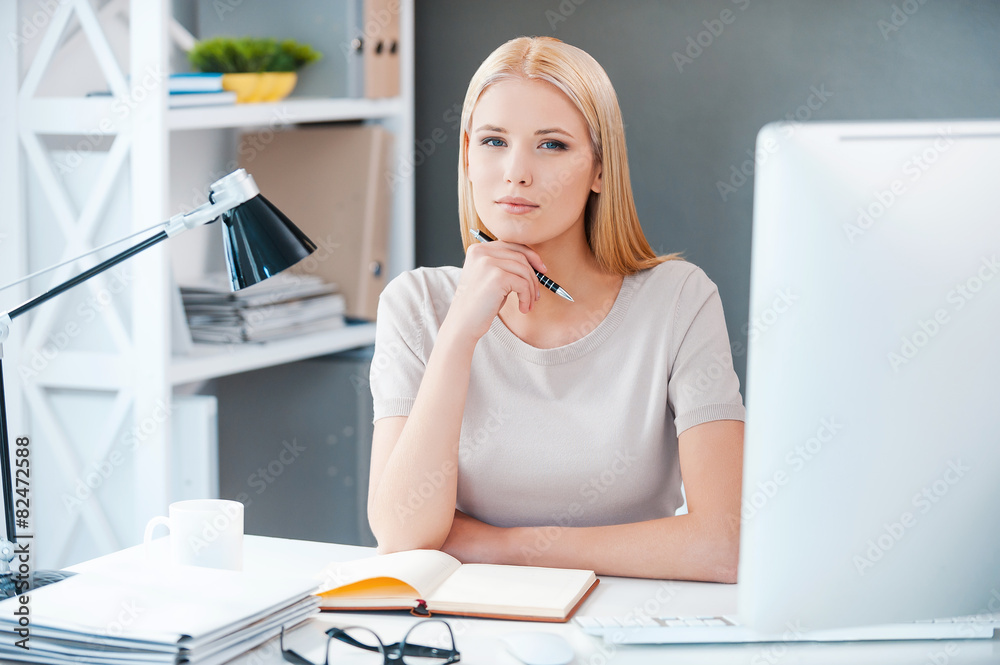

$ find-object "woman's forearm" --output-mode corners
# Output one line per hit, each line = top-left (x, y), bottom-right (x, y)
(505, 513), (740, 582)
(368, 319), (478, 552)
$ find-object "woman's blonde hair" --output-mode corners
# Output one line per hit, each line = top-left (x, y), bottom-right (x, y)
(458, 36), (677, 275)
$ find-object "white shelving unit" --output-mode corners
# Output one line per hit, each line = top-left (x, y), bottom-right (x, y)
(168, 323), (379, 386)
(3, 0), (413, 568)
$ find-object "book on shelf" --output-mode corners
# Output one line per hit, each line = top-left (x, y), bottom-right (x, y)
(180, 272), (346, 344)
(316, 549), (599, 622)
(168, 91), (238, 108)
(87, 88), (237, 108)
(170, 72), (224, 93)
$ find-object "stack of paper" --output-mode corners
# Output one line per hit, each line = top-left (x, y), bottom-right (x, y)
(180, 272), (347, 344)
(0, 563), (319, 665)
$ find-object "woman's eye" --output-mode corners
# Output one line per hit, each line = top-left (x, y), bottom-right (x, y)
(541, 140), (567, 150)
(481, 137), (506, 147)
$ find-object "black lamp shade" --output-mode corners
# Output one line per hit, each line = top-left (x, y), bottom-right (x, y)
(220, 193), (317, 290)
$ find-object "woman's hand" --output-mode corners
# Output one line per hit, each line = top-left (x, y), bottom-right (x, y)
(440, 510), (514, 564)
(444, 238), (547, 343)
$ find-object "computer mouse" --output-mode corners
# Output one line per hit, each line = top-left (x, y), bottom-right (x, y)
(500, 631), (575, 665)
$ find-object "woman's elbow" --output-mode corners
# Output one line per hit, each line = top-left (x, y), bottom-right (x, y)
(713, 526), (741, 584)
(367, 509), (453, 554)
(374, 532), (448, 555)
(697, 515), (740, 583)
(712, 547), (740, 584)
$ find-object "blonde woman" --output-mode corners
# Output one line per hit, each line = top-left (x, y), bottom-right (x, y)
(367, 36), (745, 582)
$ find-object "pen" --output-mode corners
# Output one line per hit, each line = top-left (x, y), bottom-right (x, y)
(469, 228), (574, 302)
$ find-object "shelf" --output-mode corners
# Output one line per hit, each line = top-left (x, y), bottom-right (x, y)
(169, 321), (376, 385)
(168, 96), (405, 130)
(19, 96), (403, 134)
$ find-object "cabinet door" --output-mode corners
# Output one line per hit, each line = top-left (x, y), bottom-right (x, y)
(216, 348), (376, 546)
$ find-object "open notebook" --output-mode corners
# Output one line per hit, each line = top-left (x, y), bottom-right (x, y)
(316, 549), (599, 622)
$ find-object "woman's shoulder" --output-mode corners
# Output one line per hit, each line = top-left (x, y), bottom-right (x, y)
(380, 265), (463, 307)
(633, 258), (719, 298)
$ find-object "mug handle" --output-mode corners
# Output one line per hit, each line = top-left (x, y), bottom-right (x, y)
(143, 516), (171, 562)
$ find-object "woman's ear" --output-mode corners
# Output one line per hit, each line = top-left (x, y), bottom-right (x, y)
(591, 164), (602, 194)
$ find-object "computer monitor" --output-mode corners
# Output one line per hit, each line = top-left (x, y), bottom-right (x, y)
(738, 119), (1000, 632)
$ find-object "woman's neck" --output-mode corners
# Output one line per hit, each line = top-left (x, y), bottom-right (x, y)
(498, 227), (625, 348)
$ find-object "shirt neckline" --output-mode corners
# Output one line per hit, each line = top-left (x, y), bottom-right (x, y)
(486, 272), (639, 365)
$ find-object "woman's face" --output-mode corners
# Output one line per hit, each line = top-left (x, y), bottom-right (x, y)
(466, 78), (601, 246)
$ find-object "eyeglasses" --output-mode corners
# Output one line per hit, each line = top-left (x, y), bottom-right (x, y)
(280, 619), (461, 664)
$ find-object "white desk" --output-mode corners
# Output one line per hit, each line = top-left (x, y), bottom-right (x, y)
(69, 535), (1000, 664)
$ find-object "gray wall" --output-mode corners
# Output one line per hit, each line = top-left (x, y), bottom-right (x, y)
(414, 0), (1000, 390)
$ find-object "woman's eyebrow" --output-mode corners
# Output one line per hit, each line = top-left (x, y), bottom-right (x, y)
(474, 124), (575, 138)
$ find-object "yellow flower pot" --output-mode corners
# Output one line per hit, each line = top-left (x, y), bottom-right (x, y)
(221, 72), (298, 103)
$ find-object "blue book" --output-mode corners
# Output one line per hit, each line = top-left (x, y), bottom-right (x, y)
(170, 73), (224, 93)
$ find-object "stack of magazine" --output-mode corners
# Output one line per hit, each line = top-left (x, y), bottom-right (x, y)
(180, 272), (347, 344)
(0, 563), (319, 665)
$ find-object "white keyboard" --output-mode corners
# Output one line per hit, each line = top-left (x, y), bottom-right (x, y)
(575, 613), (1000, 644)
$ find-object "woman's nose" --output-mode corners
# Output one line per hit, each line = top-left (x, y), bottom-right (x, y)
(503, 147), (532, 186)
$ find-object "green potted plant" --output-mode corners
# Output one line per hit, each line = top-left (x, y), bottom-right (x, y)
(188, 36), (322, 103)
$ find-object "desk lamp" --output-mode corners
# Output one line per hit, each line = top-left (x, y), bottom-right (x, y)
(0, 169), (316, 598)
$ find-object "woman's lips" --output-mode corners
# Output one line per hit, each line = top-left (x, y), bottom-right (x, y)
(496, 199), (539, 215)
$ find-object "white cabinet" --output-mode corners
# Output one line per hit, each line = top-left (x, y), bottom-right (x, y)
(2, 0), (413, 568)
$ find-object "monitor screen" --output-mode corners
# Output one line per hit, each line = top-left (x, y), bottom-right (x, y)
(738, 119), (1000, 632)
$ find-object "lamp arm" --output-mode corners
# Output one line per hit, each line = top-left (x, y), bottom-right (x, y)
(0, 170), (257, 342)
(0, 230), (169, 339)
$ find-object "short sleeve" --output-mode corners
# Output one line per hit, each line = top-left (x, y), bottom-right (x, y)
(370, 273), (429, 422)
(667, 268), (746, 434)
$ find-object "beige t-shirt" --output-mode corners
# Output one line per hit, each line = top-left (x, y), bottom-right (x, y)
(370, 260), (745, 528)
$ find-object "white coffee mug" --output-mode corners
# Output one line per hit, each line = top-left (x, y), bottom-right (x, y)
(143, 499), (244, 570)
